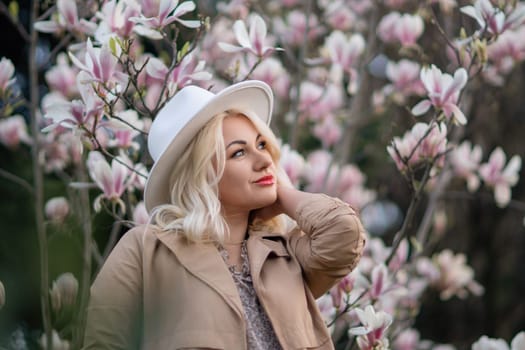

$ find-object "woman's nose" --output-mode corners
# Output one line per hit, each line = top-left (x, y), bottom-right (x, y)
(254, 150), (273, 171)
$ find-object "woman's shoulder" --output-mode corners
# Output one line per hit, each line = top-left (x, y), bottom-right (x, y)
(115, 224), (165, 250)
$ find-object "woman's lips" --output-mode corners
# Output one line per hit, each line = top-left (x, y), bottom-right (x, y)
(254, 175), (275, 185)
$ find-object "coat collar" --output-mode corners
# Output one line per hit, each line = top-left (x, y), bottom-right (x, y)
(153, 230), (244, 318)
(153, 226), (288, 319)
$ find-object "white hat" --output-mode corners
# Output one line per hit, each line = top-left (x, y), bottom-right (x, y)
(144, 80), (273, 212)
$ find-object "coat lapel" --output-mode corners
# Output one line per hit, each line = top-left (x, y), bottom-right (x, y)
(153, 231), (244, 318)
(247, 227), (289, 282)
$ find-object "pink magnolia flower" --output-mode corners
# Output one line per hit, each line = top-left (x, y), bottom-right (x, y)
(132, 201), (150, 225)
(461, 0), (525, 35)
(69, 38), (128, 88)
(251, 58), (290, 99)
(272, 10), (324, 47)
(377, 12), (424, 47)
(95, 0), (141, 40)
(472, 336), (510, 350)
(432, 249), (484, 300)
(485, 28), (525, 84)
(393, 329), (420, 350)
(0, 57), (16, 93)
(39, 132), (83, 173)
(387, 238), (409, 272)
(385, 59), (425, 98)
(298, 82), (343, 121)
(479, 147), (521, 207)
(87, 151), (136, 213)
(324, 31), (365, 75)
(450, 141), (483, 192)
(42, 71), (105, 132)
(303, 149), (374, 208)
(45, 53), (79, 98)
(349, 305), (392, 350)
(368, 264), (390, 300)
(303, 150), (355, 192)
(329, 271), (360, 310)
(279, 144), (305, 187)
(387, 122), (448, 173)
(315, 293), (336, 330)
(313, 115), (342, 148)
(34, 0), (96, 35)
(415, 256), (441, 283)
(49, 273), (78, 313)
(341, 186), (376, 210)
(131, 163), (149, 190)
(130, 0), (200, 39)
(411, 65), (468, 125)
(45, 197), (70, 223)
(219, 14), (281, 58)
(323, 1), (358, 31)
(471, 332), (525, 350)
(105, 110), (145, 150)
(146, 53), (211, 95)
(216, 0), (250, 18)
(511, 333), (525, 350)
(0, 115), (31, 149)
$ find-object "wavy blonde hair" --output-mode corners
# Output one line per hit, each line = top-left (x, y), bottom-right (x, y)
(151, 110), (282, 243)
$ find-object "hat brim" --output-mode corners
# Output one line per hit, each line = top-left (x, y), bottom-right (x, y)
(144, 81), (273, 213)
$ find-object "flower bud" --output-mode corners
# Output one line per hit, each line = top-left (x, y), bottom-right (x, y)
(0, 280), (5, 310)
(45, 197), (70, 223)
(39, 330), (70, 350)
(49, 273), (78, 314)
(132, 202), (149, 225)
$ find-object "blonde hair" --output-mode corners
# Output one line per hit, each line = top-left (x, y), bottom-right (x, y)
(151, 110), (282, 243)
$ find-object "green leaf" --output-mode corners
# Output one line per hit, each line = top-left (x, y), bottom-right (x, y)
(109, 37), (118, 56)
(8, 1), (19, 21)
(177, 41), (190, 62)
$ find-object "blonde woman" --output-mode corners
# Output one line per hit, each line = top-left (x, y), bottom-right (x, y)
(83, 81), (366, 350)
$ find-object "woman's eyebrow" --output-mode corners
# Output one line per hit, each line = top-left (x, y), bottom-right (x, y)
(226, 140), (246, 149)
(226, 134), (262, 149)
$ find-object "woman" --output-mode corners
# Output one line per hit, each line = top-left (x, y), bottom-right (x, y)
(83, 80), (366, 350)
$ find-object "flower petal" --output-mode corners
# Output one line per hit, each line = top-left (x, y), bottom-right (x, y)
(173, 1), (196, 17)
(494, 183), (511, 207)
(233, 20), (251, 49)
(34, 21), (61, 33)
(411, 99), (432, 116)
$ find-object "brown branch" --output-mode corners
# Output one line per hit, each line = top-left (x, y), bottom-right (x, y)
(287, 0), (313, 149)
(0, 168), (33, 193)
(28, 1), (52, 348)
(0, 1), (30, 42)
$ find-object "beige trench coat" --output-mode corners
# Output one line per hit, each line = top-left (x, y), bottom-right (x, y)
(83, 194), (366, 350)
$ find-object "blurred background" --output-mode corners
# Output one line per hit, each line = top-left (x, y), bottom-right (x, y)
(0, 0), (524, 349)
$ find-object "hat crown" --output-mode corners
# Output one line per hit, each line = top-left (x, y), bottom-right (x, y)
(148, 85), (215, 162)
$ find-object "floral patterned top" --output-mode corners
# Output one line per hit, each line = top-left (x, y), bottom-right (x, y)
(219, 241), (283, 350)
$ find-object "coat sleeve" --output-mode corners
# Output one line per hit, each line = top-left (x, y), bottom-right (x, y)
(82, 226), (145, 350)
(287, 194), (366, 299)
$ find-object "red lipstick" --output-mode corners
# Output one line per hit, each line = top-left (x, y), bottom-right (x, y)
(254, 175), (275, 185)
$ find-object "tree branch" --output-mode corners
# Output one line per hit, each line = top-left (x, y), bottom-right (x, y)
(0, 1), (30, 42)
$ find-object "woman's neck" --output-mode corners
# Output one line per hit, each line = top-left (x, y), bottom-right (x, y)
(223, 211), (249, 244)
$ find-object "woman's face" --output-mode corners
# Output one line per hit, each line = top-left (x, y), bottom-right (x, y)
(218, 114), (277, 215)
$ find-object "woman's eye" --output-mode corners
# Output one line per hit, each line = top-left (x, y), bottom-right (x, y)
(232, 149), (245, 158)
(257, 140), (267, 150)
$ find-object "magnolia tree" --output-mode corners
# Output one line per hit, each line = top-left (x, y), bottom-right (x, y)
(0, 0), (524, 349)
